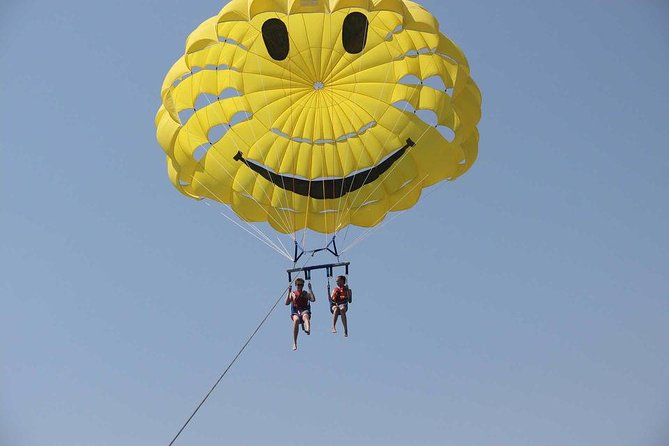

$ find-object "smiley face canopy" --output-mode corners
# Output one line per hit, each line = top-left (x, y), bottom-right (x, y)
(156, 0), (481, 234)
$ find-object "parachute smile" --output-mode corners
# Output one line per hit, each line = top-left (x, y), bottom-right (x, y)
(233, 138), (415, 200)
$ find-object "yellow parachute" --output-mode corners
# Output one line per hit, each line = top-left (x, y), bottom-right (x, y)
(156, 0), (481, 234)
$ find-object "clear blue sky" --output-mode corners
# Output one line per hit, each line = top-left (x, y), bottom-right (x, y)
(2, 1), (668, 445)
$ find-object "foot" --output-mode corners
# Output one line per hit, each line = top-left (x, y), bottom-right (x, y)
(305, 328), (310, 335)
(331, 327), (337, 333)
(344, 332), (348, 337)
(292, 344), (297, 351)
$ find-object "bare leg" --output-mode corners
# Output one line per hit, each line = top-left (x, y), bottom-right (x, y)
(303, 314), (311, 335)
(292, 317), (300, 350)
(340, 308), (348, 337)
(331, 306), (339, 333)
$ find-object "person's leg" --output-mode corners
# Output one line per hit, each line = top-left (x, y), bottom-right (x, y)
(331, 306), (339, 333)
(303, 313), (311, 335)
(292, 316), (300, 350)
(340, 306), (348, 337)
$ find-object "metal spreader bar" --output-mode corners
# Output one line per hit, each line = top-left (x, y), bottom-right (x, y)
(287, 262), (350, 282)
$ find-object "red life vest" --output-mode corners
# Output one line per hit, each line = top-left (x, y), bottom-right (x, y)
(332, 286), (349, 304)
(292, 290), (310, 311)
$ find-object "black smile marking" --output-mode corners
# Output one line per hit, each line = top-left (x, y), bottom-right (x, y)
(233, 138), (415, 199)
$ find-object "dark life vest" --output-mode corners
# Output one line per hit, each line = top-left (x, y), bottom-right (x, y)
(292, 290), (310, 311)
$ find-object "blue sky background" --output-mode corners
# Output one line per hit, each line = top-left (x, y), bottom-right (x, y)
(2, 1), (668, 445)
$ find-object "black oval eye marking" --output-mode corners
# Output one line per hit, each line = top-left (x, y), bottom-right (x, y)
(262, 18), (289, 61)
(342, 12), (368, 54)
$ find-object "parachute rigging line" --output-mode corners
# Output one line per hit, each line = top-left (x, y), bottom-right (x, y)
(198, 186), (291, 260)
(167, 285), (289, 446)
(342, 172), (430, 254)
(330, 52), (427, 242)
(203, 201), (291, 259)
(333, 53), (397, 235)
(252, 14), (299, 235)
(195, 90), (296, 236)
(340, 99), (445, 252)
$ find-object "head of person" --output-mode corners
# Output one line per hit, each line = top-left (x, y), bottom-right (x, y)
(294, 278), (305, 289)
(336, 275), (346, 286)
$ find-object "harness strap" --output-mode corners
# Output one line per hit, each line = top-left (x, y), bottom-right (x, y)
(327, 276), (332, 305)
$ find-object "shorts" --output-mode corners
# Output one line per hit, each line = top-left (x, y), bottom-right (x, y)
(291, 308), (311, 321)
(330, 302), (348, 313)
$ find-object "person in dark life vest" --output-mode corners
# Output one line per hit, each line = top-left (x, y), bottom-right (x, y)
(285, 278), (316, 351)
(330, 275), (352, 337)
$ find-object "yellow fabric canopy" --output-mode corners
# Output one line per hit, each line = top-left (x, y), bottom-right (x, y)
(156, 0), (481, 234)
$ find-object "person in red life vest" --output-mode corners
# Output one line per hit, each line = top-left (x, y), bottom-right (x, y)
(285, 278), (316, 351)
(330, 275), (352, 337)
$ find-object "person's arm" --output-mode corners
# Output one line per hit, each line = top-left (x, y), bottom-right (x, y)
(346, 286), (352, 303)
(308, 282), (316, 302)
(284, 286), (293, 305)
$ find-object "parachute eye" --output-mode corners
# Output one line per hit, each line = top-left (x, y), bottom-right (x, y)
(262, 18), (289, 61)
(342, 12), (368, 54)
